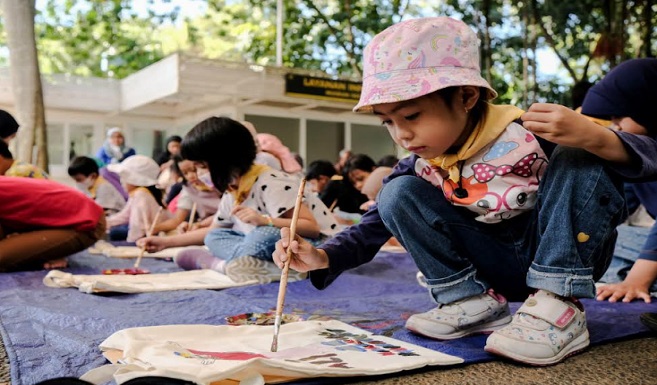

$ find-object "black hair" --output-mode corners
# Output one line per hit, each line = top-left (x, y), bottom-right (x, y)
(170, 154), (187, 185)
(146, 185), (166, 208)
(67, 156), (99, 177)
(306, 160), (337, 180)
(434, 86), (488, 135)
(377, 155), (398, 168)
(344, 154), (376, 175)
(181, 116), (256, 193)
(0, 139), (13, 159)
(0, 109), (19, 139)
(572, 81), (594, 110)
(166, 135), (183, 146)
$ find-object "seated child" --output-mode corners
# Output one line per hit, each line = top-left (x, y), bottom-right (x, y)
(151, 155), (221, 234)
(0, 176), (106, 271)
(105, 155), (171, 242)
(305, 159), (369, 215)
(273, 18), (657, 366)
(68, 156), (126, 215)
(171, 117), (338, 283)
(0, 140), (48, 178)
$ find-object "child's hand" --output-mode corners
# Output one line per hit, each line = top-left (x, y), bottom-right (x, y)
(136, 236), (168, 253)
(176, 221), (189, 234)
(231, 205), (264, 226)
(521, 103), (609, 148)
(273, 227), (329, 273)
(596, 282), (652, 303)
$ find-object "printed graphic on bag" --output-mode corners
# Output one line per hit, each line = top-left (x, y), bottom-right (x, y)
(89, 320), (463, 384)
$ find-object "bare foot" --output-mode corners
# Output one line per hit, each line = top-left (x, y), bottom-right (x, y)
(43, 258), (68, 270)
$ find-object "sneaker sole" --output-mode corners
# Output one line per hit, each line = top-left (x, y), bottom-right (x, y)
(225, 255), (307, 284)
(406, 314), (512, 340)
(484, 329), (590, 366)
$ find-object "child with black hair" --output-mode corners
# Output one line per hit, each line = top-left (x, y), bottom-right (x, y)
(150, 155), (221, 234)
(0, 139), (48, 179)
(273, 17), (657, 366)
(305, 159), (368, 214)
(173, 117), (338, 283)
(105, 155), (171, 242)
(68, 156), (126, 215)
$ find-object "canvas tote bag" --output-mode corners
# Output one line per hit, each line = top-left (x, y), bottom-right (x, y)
(81, 320), (463, 384)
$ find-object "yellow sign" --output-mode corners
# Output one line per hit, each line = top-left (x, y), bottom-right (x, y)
(285, 74), (361, 104)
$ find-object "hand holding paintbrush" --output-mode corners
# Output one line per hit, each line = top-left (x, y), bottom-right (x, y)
(271, 178), (306, 352)
(134, 207), (163, 268)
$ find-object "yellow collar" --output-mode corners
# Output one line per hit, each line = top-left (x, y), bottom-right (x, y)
(429, 104), (525, 182)
(229, 164), (271, 204)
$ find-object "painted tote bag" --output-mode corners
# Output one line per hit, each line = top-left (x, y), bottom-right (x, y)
(81, 320), (463, 384)
(43, 269), (256, 294)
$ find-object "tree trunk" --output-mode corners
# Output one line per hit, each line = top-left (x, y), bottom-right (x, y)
(0, 0), (48, 171)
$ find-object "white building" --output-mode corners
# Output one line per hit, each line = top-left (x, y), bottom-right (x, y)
(0, 53), (399, 180)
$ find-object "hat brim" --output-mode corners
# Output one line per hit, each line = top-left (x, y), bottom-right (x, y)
(353, 66), (497, 113)
(107, 163), (158, 187)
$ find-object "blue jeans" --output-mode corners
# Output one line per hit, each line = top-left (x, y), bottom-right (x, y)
(108, 224), (129, 241)
(600, 224), (657, 293)
(205, 226), (326, 263)
(378, 146), (626, 304)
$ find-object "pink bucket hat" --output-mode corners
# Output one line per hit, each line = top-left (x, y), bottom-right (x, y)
(353, 17), (497, 113)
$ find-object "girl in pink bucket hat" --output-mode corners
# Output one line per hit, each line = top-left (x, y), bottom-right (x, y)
(273, 17), (657, 366)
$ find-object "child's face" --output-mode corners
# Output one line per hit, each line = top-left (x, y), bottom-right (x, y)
(348, 169), (371, 192)
(309, 176), (330, 193)
(178, 159), (211, 190)
(72, 173), (96, 187)
(167, 141), (181, 155)
(610, 117), (648, 136)
(373, 93), (469, 160)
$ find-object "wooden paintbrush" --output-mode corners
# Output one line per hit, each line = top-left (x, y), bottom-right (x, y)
(134, 206), (163, 268)
(271, 178), (306, 352)
(186, 202), (197, 233)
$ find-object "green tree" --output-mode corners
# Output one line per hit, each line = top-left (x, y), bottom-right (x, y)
(36, 0), (180, 78)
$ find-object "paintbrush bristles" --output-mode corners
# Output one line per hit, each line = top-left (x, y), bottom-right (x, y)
(271, 178), (306, 352)
(134, 207), (163, 268)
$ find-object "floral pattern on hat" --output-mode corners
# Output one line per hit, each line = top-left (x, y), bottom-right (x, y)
(354, 17), (497, 112)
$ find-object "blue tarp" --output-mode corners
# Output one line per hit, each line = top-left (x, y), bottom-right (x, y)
(1, 248), (655, 385)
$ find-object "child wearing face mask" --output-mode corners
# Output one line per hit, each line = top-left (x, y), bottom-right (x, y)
(273, 17), (657, 366)
(150, 155), (222, 234)
(68, 156), (126, 216)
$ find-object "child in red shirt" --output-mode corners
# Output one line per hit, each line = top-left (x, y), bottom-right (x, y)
(0, 176), (105, 271)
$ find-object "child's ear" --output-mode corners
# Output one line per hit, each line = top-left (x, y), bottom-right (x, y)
(461, 86), (480, 111)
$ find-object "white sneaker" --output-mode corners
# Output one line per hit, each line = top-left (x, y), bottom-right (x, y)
(224, 255), (308, 284)
(484, 290), (590, 366)
(405, 290), (512, 340)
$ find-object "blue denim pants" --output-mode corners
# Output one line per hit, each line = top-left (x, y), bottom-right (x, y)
(378, 147), (626, 304)
(600, 224), (657, 293)
(205, 226), (325, 263)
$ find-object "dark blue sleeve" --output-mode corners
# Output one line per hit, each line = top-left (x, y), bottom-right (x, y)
(606, 131), (657, 181)
(310, 155), (417, 289)
(638, 222), (657, 262)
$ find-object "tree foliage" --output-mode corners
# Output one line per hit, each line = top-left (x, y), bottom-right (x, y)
(17, 0), (657, 104)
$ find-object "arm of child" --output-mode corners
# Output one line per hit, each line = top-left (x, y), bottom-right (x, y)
(596, 259), (657, 303)
(273, 226), (329, 272)
(152, 208), (188, 234)
(231, 204), (320, 239)
(137, 225), (214, 252)
(521, 103), (631, 164)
